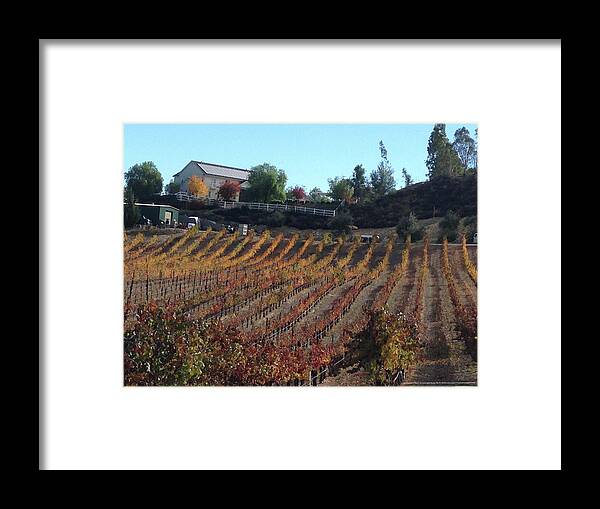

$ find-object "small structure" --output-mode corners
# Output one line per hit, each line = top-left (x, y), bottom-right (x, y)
(135, 203), (179, 227)
(360, 234), (381, 244)
(238, 223), (248, 236)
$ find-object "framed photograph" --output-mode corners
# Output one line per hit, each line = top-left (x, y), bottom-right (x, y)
(40, 40), (561, 470)
(123, 124), (479, 387)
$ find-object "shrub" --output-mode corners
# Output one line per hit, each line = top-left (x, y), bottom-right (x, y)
(124, 189), (140, 228)
(438, 229), (457, 243)
(345, 309), (420, 385)
(460, 216), (477, 243)
(439, 210), (461, 230)
(266, 211), (286, 227)
(396, 211), (424, 241)
(287, 213), (329, 230)
(124, 304), (209, 386)
(437, 210), (461, 242)
(124, 303), (325, 386)
(328, 212), (353, 235)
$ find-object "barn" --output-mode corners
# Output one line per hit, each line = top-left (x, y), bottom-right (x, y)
(136, 203), (180, 226)
(170, 161), (251, 201)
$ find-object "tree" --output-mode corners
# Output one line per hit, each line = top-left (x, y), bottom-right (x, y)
(124, 187), (140, 228)
(437, 209), (461, 242)
(401, 168), (414, 188)
(452, 127), (477, 171)
(396, 211), (423, 241)
(327, 177), (354, 202)
(425, 124), (464, 179)
(370, 141), (396, 197)
(370, 161), (395, 197)
(246, 163), (287, 203)
(308, 187), (333, 203)
(460, 215), (477, 243)
(351, 164), (369, 200)
(165, 181), (180, 195)
(125, 162), (163, 201)
(188, 175), (209, 198)
(218, 180), (241, 201)
(289, 185), (307, 201)
(308, 187), (324, 202)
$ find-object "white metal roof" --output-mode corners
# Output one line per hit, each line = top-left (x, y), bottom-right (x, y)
(194, 161), (251, 181)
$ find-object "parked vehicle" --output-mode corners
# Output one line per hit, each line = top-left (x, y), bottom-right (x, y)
(360, 234), (380, 244)
(187, 216), (200, 229)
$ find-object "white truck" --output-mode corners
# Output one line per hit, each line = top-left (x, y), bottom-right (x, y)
(187, 216), (200, 229)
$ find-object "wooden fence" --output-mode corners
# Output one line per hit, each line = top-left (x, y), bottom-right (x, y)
(173, 193), (336, 217)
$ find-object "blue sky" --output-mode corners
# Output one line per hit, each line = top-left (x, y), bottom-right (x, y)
(124, 124), (477, 191)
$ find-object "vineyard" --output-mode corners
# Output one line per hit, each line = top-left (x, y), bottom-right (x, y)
(124, 228), (478, 386)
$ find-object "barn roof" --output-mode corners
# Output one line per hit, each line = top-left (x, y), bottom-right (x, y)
(174, 161), (251, 181)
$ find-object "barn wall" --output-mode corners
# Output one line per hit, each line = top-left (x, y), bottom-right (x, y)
(172, 161), (199, 191)
(158, 207), (179, 224)
(172, 161), (245, 201)
(138, 206), (160, 224)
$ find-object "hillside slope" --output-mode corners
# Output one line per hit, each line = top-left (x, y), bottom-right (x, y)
(349, 175), (477, 228)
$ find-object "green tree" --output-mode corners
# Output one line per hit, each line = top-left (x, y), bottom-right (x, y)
(396, 211), (423, 241)
(452, 127), (477, 171)
(309, 187), (333, 203)
(124, 187), (140, 228)
(246, 163), (287, 203)
(165, 181), (180, 194)
(460, 216), (478, 243)
(327, 177), (354, 201)
(401, 168), (414, 187)
(437, 209), (461, 242)
(351, 164), (369, 200)
(125, 161), (163, 201)
(308, 187), (325, 202)
(425, 124), (464, 179)
(370, 141), (396, 197)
